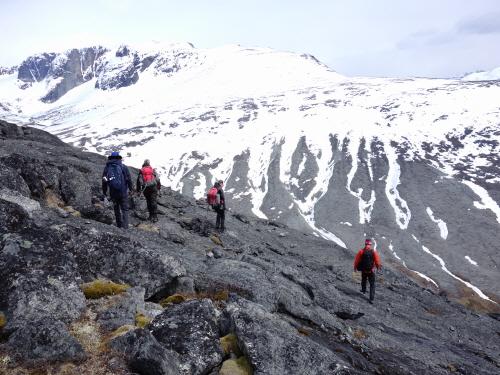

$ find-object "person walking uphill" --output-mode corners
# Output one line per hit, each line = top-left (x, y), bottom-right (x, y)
(207, 180), (226, 232)
(102, 151), (133, 229)
(354, 239), (382, 304)
(137, 159), (161, 222)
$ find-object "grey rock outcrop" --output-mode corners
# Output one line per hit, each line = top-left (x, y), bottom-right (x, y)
(7, 318), (86, 365)
(150, 299), (223, 375)
(110, 328), (181, 375)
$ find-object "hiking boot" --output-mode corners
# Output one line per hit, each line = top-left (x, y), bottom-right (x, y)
(360, 289), (366, 294)
(369, 300), (373, 304)
(152, 216), (158, 223)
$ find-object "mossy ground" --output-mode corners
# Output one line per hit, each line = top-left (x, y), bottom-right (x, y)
(80, 279), (130, 299)
(220, 333), (243, 357)
(109, 325), (136, 339)
(159, 290), (229, 308)
(136, 223), (160, 233)
(135, 313), (151, 328)
(219, 356), (253, 375)
(0, 312), (6, 330)
(210, 234), (224, 246)
(159, 293), (187, 307)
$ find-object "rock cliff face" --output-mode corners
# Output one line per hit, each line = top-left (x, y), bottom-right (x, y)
(12, 44), (196, 102)
(0, 120), (499, 374)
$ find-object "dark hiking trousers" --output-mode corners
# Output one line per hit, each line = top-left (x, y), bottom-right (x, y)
(215, 206), (225, 231)
(113, 195), (129, 229)
(361, 272), (376, 301)
(143, 186), (158, 220)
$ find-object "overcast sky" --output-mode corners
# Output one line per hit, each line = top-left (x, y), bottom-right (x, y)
(1, 0), (500, 78)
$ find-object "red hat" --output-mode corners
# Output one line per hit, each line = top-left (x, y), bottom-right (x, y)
(365, 239), (372, 245)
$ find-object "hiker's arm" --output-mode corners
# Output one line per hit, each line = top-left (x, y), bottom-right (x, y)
(102, 168), (108, 195)
(220, 190), (226, 208)
(374, 251), (382, 269)
(136, 173), (141, 192)
(154, 170), (161, 190)
(353, 250), (362, 271)
(124, 167), (133, 191)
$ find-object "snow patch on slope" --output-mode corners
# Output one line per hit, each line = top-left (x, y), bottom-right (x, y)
(426, 207), (448, 239)
(385, 144), (411, 229)
(462, 180), (500, 224)
(421, 245), (494, 302)
(465, 256), (478, 266)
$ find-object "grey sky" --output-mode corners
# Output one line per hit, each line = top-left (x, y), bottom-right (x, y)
(1, 0), (499, 78)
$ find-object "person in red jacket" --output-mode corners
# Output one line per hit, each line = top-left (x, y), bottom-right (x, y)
(136, 159), (161, 222)
(353, 239), (382, 304)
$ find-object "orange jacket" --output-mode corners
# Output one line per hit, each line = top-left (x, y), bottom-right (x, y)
(353, 248), (381, 273)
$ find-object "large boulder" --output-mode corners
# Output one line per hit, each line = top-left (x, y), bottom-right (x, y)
(225, 299), (350, 375)
(6, 277), (86, 332)
(7, 318), (86, 365)
(150, 299), (223, 375)
(110, 328), (180, 375)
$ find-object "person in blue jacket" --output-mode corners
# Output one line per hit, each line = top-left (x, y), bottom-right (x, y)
(102, 151), (133, 229)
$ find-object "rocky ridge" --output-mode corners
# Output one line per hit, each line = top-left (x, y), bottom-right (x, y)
(0, 120), (499, 374)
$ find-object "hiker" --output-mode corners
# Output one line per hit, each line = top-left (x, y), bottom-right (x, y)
(136, 159), (161, 222)
(102, 151), (133, 229)
(353, 239), (382, 304)
(207, 180), (225, 232)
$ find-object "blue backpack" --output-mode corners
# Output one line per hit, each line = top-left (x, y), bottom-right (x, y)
(106, 163), (125, 193)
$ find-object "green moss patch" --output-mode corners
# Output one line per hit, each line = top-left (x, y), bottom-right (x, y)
(135, 313), (151, 328)
(80, 279), (130, 299)
(159, 293), (187, 307)
(220, 356), (253, 375)
(220, 333), (242, 357)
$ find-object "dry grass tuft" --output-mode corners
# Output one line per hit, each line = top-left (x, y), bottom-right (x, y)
(0, 312), (6, 330)
(109, 325), (136, 340)
(209, 234), (224, 246)
(220, 333), (243, 357)
(136, 223), (160, 233)
(297, 327), (311, 336)
(135, 313), (151, 328)
(159, 293), (187, 307)
(353, 328), (368, 340)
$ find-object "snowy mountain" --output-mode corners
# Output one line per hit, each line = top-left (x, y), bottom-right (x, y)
(462, 66), (500, 81)
(0, 43), (499, 309)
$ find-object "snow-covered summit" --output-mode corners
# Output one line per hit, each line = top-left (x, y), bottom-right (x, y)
(0, 43), (342, 104)
(462, 66), (500, 81)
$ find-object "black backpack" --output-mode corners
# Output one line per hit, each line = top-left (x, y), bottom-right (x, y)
(357, 249), (374, 272)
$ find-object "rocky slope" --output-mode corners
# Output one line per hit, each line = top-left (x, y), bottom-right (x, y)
(0, 120), (499, 375)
